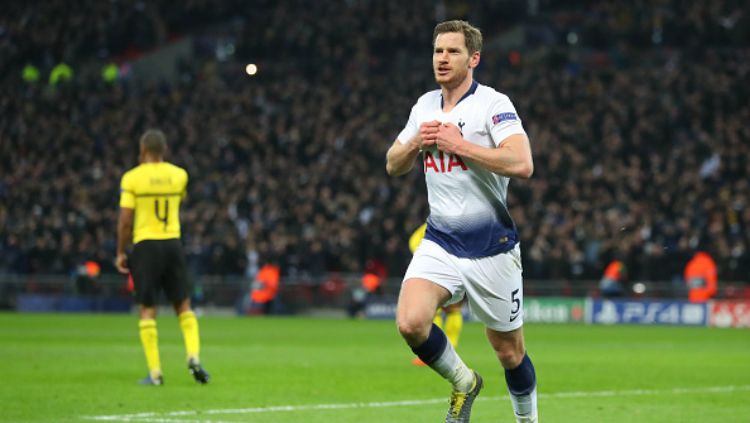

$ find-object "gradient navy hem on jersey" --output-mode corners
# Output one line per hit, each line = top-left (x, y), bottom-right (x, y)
(424, 220), (518, 258)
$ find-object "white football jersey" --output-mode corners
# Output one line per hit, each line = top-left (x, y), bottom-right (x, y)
(397, 80), (527, 258)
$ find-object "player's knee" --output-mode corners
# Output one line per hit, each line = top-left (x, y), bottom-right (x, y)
(396, 318), (430, 344)
(139, 306), (157, 320)
(173, 298), (191, 315)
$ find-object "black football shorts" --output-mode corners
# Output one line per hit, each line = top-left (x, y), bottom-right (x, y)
(130, 239), (189, 306)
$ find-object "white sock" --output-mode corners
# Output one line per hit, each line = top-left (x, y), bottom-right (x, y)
(429, 340), (474, 392)
(515, 413), (538, 423)
(510, 386), (538, 420)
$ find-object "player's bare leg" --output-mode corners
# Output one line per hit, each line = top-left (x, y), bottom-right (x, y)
(175, 298), (210, 384)
(487, 327), (538, 422)
(412, 308), (445, 366)
(397, 279), (481, 422)
(413, 301), (463, 366)
(397, 278), (447, 346)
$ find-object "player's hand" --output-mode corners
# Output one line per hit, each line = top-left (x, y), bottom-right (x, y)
(115, 253), (129, 274)
(417, 120), (441, 148)
(436, 122), (466, 154)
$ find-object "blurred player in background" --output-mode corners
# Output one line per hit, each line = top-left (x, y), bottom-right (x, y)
(116, 129), (210, 386)
(386, 20), (537, 422)
(408, 223), (464, 367)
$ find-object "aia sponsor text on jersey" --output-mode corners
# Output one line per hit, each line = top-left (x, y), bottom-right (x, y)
(423, 151), (468, 173)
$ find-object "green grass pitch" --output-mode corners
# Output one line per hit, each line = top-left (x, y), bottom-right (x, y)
(1, 313), (748, 422)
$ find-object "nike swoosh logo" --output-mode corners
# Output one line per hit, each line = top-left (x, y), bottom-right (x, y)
(509, 313), (520, 322)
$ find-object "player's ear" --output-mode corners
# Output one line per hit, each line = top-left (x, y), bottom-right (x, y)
(469, 51), (480, 69)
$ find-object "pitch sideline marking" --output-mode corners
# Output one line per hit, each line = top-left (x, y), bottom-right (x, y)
(85, 384), (750, 422)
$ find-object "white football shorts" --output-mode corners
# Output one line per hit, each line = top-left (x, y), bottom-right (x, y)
(403, 239), (524, 332)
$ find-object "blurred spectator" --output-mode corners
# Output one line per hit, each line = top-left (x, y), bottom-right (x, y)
(22, 64), (40, 83)
(348, 271), (382, 319)
(48, 62), (73, 85)
(599, 259), (626, 297)
(74, 260), (101, 295)
(249, 263), (280, 315)
(684, 250), (718, 303)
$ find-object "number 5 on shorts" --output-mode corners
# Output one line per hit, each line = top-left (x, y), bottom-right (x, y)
(509, 288), (520, 322)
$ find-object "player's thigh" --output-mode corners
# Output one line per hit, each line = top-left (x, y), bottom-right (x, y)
(130, 241), (161, 307)
(162, 239), (190, 304)
(397, 278), (451, 327)
(403, 240), (466, 306)
(461, 244), (524, 332)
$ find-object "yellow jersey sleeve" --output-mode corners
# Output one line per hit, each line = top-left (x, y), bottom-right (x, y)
(119, 171), (135, 209)
(182, 171), (189, 200)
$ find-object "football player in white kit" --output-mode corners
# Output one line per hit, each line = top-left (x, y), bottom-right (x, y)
(386, 20), (537, 423)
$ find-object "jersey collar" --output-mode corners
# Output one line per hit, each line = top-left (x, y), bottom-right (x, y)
(440, 79), (478, 109)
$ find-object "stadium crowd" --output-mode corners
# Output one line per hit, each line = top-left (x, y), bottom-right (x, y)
(1, 0), (748, 286)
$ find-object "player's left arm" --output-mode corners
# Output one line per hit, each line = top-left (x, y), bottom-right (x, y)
(435, 124), (533, 178)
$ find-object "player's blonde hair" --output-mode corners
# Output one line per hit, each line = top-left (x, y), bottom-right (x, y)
(140, 129), (167, 156)
(433, 20), (483, 54)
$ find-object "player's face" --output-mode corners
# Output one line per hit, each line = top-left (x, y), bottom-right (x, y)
(433, 32), (479, 88)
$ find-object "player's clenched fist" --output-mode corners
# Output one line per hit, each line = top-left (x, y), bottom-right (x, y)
(435, 122), (465, 154)
(418, 120), (441, 147)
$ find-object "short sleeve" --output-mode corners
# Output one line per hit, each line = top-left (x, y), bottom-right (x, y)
(119, 172), (135, 209)
(487, 95), (527, 147)
(396, 104), (419, 144)
(181, 169), (189, 199)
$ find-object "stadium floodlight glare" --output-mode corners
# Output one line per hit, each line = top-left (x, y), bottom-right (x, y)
(245, 64), (258, 76)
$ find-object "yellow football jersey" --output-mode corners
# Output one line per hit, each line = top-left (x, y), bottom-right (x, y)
(119, 162), (188, 244)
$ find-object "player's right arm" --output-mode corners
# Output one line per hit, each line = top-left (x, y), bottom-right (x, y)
(386, 121), (440, 176)
(116, 207), (134, 273)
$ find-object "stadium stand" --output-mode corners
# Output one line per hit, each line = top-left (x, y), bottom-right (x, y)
(1, 0), (748, 298)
